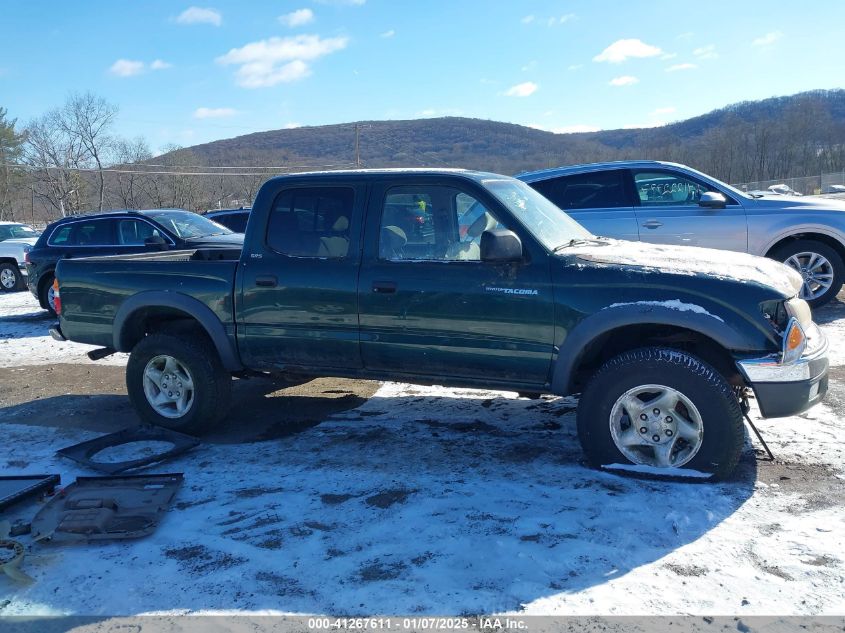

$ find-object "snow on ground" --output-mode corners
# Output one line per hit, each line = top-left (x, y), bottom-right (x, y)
(0, 291), (844, 616)
(0, 291), (126, 368)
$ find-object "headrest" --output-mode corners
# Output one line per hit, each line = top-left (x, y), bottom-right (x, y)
(467, 212), (497, 238)
(382, 225), (407, 247)
(332, 216), (349, 232)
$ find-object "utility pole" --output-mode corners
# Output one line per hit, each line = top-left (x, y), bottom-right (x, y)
(355, 123), (361, 167)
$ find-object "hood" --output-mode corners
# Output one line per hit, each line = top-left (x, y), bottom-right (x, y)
(570, 239), (802, 298)
(748, 194), (845, 213)
(2, 237), (38, 247)
(185, 233), (244, 246)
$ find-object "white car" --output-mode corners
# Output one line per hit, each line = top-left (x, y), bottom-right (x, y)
(0, 221), (40, 291)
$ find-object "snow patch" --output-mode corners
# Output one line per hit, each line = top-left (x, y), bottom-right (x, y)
(602, 463), (713, 479)
(605, 299), (725, 322)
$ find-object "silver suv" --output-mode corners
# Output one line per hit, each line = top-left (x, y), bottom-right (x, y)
(518, 161), (845, 307)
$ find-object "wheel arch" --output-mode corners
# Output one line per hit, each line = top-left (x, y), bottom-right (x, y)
(114, 291), (243, 371)
(551, 308), (749, 396)
(764, 230), (845, 263)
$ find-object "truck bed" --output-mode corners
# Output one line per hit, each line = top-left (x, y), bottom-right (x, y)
(55, 249), (240, 350)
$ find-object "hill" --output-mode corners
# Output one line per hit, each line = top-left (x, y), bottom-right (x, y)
(162, 89), (845, 185)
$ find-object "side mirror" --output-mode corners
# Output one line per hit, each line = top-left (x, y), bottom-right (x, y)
(144, 234), (169, 250)
(480, 229), (523, 262)
(699, 191), (727, 209)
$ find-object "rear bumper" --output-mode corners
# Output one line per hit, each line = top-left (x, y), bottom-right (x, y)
(736, 330), (829, 418)
(49, 323), (66, 342)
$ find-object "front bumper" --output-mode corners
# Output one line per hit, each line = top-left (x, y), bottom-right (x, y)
(736, 329), (829, 418)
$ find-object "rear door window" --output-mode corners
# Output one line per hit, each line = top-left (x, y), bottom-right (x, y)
(266, 187), (354, 258)
(531, 170), (630, 210)
(49, 220), (115, 246)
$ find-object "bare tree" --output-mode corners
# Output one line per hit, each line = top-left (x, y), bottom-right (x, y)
(0, 107), (26, 221)
(112, 136), (153, 209)
(59, 92), (118, 212)
(24, 110), (88, 218)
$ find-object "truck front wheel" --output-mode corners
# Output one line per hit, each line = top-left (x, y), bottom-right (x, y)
(126, 332), (231, 434)
(576, 347), (744, 480)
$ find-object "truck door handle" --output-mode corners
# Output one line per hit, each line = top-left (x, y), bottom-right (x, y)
(255, 275), (277, 287)
(641, 220), (664, 229)
(372, 281), (397, 294)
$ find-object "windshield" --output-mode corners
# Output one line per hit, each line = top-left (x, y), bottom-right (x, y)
(0, 224), (39, 241)
(680, 165), (752, 200)
(145, 211), (233, 239)
(483, 178), (592, 251)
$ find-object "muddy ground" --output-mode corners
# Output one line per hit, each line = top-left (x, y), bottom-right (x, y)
(0, 364), (378, 444)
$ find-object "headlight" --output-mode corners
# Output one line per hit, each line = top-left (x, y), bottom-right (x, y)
(782, 317), (807, 365)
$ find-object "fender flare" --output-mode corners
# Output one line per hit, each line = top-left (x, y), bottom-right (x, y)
(758, 224), (845, 257)
(113, 291), (242, 371)
(550, 305), (752, 396)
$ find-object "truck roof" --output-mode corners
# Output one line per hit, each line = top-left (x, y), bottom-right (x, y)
(264, 167), (512, 184)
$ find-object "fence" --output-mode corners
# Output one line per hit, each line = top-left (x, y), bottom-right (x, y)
(734, 171), (845, 196)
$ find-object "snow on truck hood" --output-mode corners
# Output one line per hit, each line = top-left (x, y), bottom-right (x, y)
(572, 239), (803, 297)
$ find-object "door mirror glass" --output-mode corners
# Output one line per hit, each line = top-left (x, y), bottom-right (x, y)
(480, 229), (522, 262)
(699, 191), (727, 209)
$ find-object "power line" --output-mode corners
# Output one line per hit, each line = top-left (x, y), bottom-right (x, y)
(0, 162), (358, 176)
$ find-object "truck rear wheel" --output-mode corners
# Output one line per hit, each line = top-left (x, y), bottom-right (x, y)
(126, 332), (231, 434)
(576, 347), (744, 480)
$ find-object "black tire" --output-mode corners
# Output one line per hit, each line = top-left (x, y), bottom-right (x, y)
(770, 239), (844, 308)
(126, 332), (232, 434)
(0, 262), (23, 292)
(576, 347), (744, 481)
(38, 273), (56, 316)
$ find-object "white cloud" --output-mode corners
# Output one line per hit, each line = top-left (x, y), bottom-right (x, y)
(217, 34), (349, 88)
(521, 14), (535, 24)
(109, 58), (172, 77)
(594, 39), (662, 63)
(504, 81), (538, 97)
(752, 31), (783, 46)
(380, 29), (395, 38)
(652, 106), (676, 115)
(175, 6), (222, 26)
(609, 75), (639, 86)
(418, 109), (437, 117)
(666, 63), (697, 72)
(545, 13), (574, 26)
(660, 52), (677, 60)
(283, 122), (302, 129)
(693, 44), (718, 59)
(279, 8), (314, 27)
(109, 59), (145, 77)
(194, 107), (237, 119)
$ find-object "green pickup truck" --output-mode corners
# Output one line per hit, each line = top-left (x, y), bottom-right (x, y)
(52, 169), (829, 479)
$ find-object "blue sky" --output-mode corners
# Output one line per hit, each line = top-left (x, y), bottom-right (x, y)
(2, 0), (844, 152)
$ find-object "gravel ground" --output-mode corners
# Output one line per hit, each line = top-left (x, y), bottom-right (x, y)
(0, 290), (843, 617)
